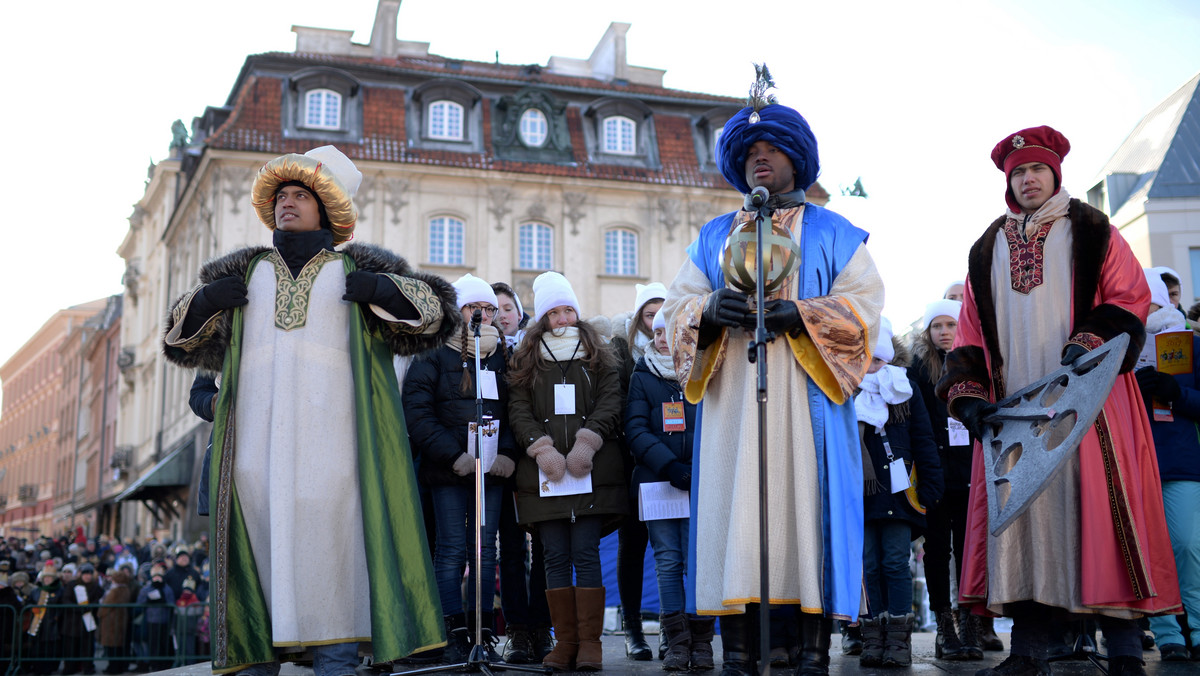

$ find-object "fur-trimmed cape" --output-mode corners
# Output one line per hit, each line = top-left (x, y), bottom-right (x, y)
(936, 198), (1146, 403)
(162, 242), (460, 372)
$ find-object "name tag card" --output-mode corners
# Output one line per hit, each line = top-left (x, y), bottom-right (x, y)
(888, 459), (911, 494)
(468, 419), (499, 472)
(638, 481), (690, 521)
(539, 467), (592, 497)
(478, 369), (499, 400)
(554, 384), (576, 415)
(662, 402), (686, 432)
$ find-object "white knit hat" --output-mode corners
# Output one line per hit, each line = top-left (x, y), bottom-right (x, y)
(923, 299), (962, 329)
(634, 282), (668, 313)
(1144, 269), (1171, 309)
(452, 274), (498, 310)
(533, 272), (580, 321)
(943, 280), (965, 298)
(652, 311), (666, 331)
(874, 317), (895, 363)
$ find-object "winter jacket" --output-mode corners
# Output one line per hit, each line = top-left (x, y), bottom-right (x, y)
(97, 579), (132, 647)
(623, 357), (697, 500)
(403, 344), (518, 487)
(509, 349), (628, 529)
(163, 564), (200, 601)
(907, 344), (973, 491)
(60, 578), (103, 637)
(1139, 334), (1200, 482)
(136, 581), (176, 625)
(860, 377), (944, 532)
(23, 583), (65, 641)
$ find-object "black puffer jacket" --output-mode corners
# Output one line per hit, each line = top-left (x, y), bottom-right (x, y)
(623, 357), (696, 501)
(403, 344), (517, 487)
(908, 342), (973, 491)
(861, 375), (944, 532)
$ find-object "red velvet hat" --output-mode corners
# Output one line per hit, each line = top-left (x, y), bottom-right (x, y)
(991, 125), (1070, 211)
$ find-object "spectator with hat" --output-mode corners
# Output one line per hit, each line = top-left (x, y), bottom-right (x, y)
(62, 563), (103, 674)
(136, 563), (176, 670)
(26, 564), (66, 675)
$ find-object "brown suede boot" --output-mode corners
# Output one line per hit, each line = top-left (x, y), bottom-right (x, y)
(575, 586), (606, 671)
(542, 587), (578, 671)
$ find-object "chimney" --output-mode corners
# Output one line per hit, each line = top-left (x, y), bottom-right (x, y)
(370, 1), (400, 58)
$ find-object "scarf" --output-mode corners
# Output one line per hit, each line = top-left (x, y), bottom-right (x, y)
(855, 365), (912, 496)
(1006, 188), (1070, 240)
(446, 323), (500, 359)
(272, 229), (335, 277)
(644, 346), (678, 382)
(539, 327), (584, 362)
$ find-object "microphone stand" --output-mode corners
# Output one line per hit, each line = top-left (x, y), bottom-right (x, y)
(745, 188), (772, 676)
(399, 310), (549, 675)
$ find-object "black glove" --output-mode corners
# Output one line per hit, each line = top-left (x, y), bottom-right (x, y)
(955, 398), (998, 440)
(343, 271), (386, 304)
(344, 271), (419, 320)
(761, 299), (803, 335)
(701, 288), (751, 329)
(196, 276), (248, 313)
(1135, 366), (1159, 398)
(1147, 370), (1182, 402)
(1060, 342), (1089, 366)
(666, 461), (692, 492)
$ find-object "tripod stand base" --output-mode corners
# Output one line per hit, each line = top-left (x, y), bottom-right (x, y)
(392, 644), (553, 675)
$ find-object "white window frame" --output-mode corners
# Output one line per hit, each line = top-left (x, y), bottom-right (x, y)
(604, 228), (638, 276)
(304, 88), (342, 129)
(602, 115), (636, 155)
(428, 216), (465, 266)
(519, 108), (548, 147)
(518, 223), (554, 270)
(428, 100), (465, 140)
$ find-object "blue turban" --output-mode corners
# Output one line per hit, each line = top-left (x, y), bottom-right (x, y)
(717, 104), (820, 195)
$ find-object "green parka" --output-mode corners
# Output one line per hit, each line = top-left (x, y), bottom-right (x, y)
(509, 349), (628, 530)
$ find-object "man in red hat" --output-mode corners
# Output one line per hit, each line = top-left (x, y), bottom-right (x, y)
(937, 126), (1181, 676)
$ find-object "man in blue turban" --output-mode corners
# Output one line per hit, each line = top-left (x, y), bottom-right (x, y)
(661, 68), (885, 676)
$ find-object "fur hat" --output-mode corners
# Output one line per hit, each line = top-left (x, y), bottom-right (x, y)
(923, 299), (962, 329)
(874, 317), (895, 363)
(250, 145), (363, 245)
(1144, 269), (1172, 309)
(8, 571), (29, 588)
(37, 564), (59, 583)
(991, 126), (1070, 212)
(633, 283), (667, 314)
(452, 274), (498, 310)
(532, 272), (580, 322)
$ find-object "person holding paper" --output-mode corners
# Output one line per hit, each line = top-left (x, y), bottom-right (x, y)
(624, 311), (712, 671)
(402, 273), (519, 664)
(61, 563), (103, 674)
(508, 271), (627, 672)
(1134, 270), (1200, 662)
(854, 318), (942, 668)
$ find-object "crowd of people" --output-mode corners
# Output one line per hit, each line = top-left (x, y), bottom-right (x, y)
(0, 533), (211, 674)
(149, 65), (1198, 676)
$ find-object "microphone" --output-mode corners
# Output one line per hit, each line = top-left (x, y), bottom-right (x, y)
(470, 308), (482, 331)
(746, 186), (769, 210)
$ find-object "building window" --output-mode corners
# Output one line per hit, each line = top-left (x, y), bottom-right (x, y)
(518, 223), (553, 270)
(1190, 248), (1200, 301)
(304, 89), (342, 129)
(429, 100), (464, 140)
(602, 116), (636, 155)
(604, 229), (638, 276)
(428, 216), (465, 266)
(520, 108), (548, 147)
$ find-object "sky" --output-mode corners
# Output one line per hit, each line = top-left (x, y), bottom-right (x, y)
(1, 0), (1199, 373)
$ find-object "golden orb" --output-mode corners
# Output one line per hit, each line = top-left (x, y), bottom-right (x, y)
(720, 217), (801, 297)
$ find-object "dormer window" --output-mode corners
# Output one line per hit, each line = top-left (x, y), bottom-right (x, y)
(428, 100), (464, 140)
(602, 116), (636, 155)
(584, 97), (658, 169)
(694, 106), (740, 172)
(304, 89), (342, 129)
(520, 108), (548, 148)
(409, 79), (484, 152)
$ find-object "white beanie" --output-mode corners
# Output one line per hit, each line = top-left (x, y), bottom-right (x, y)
(652, 311), (666, 331)
(452, 274), (498, 310)
(1144, 269), (1171, 309)
(1150, 266), (1181, 285)
(923, 299), (962, 329)
(874, 317), (895, 363)
(634, 282), (667, 313)
(533, 271), (580, 321)
(944, 280), (965, 298)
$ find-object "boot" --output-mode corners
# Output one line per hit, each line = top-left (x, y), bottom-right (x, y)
(622, 608), (652, 661)
(770, 608), (798, 667)
(660, 611), (691, 671)
(718, 612), (757, 676)
(442, 613), (472, 664)
(958, 609), (985, 660)
(858, 615), (884, 667)
(501, 623), (534, 664)
(978, 615), (1005, 651)
(574, 586), (606, 671)
(1109, 655), (1147, 676)
(542, 587), (578, 671)
(973, 653), (1050, 676)
(794, 613), (832, 676)
(840, 621), (863, 656)
(882, 612), (914, 667)
(688, 615), (716, 671)
(479, 611), (502, 662)
(935, 607), (969, 660)
(531, 624), (555, 661)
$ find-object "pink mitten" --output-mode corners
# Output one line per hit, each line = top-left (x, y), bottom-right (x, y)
(527, 436), (565, 482)
(452, 453), (475, 477)
(566, 428), (603, 478)
(489, 455), (516, 478)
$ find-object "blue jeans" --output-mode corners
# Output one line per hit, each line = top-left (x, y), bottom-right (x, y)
(862, 520), (912, 617)
(1148, 480), (1200, 647)
(647, 517), (689, 614)
(431, 483), (502, 615)
(235, 642), (357, 676)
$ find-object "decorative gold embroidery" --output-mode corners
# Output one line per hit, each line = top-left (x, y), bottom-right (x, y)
(164, 284), (223, 350)
(385, 274), (444, 335)
(268, 249), (341, 331)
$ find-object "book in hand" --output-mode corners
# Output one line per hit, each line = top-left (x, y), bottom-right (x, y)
(1153, 331), (1194, 422)
(638, 481), (690, 521)
(539, 468), (592, 497)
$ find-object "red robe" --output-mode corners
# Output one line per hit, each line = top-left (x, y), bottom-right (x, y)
(939, 198), (1180, 617)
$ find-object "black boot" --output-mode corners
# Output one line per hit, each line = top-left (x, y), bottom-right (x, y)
(839, 620), (863, 656)
(501, 623), (534, 664)
(859, 615), (884, 667)
(479, 611), (502, 662)
(935, 607), (969, 660)
(770, 608), (799, 667)
(979, 615), (1005, 651)
(622, 608), (653, 661)
(718, 612), (757, 676)
(660, 611), (691, 671)
(688, 615), (716, 672)
(442, 613), (472, 664)
(958, 608), (985, 660)
(882, 612), (915, 668)
(974, 653), (1050, 676)
(1109, 655), (1147, 676)
(794, 613), (832, 676)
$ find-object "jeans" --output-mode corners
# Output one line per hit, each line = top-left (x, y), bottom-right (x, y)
(647, 517), (689, 614)
(1148, 480), (1200, 647)
(431, 483), (502, 614)
(234, 642), (357, 676)
(862, 519), (913, 617)
(923, 489), (969, 610)
(498, 487), (550, 626)
(538, 516), (604, 588)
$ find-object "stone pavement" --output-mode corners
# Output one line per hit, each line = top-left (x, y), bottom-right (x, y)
(155, 630), (1193, 675)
